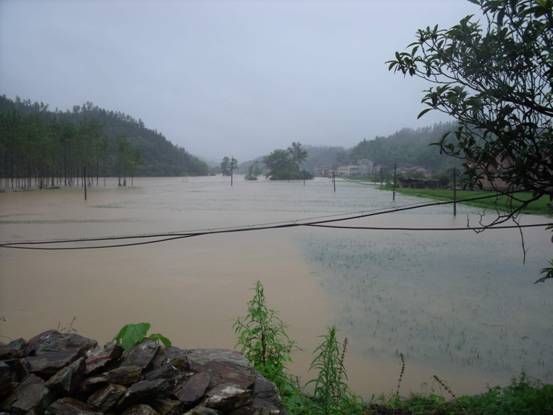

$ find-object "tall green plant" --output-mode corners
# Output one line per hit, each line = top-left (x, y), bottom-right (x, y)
(308, 327), (351, 415)
(233, 281), (295, 390)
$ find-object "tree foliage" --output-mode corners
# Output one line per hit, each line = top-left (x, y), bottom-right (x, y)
(220, 156), (238, 176)
(264, 142), (313, 180)
(388, 0), (552, 204)
(350, 122), (462, 174)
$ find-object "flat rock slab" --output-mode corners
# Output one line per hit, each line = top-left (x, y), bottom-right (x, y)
(0, 338), (26, 359)
(87, 383), (127, 412)
(119, 378), (171, 407)
(46, 357), (85, 394)
(85, 341), (123, 375)
(187, 349), (250, 369)
(151, 399), (184, 415)
(122, 404), (160, 415)
(105, 365), (143, 386)
(4, 374), (52, 414)
(205, 384), (251, 412)
(25, 331), (96, 357)
(175, 372), (211, 407)
(152, 347), (189, 372)
(24, 351), (79, 378)
(187, 350), (255, 390)
(45, 397), (101, 415)
(122, 340), (159, 370)
(184, 407), (222, 415)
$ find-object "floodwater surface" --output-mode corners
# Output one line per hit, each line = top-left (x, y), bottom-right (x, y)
(1, 176), (552, 397)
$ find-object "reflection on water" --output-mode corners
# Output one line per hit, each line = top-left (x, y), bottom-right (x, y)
(0, 176), (551, 397)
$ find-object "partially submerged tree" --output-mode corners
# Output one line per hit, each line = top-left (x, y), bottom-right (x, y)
(265, 142), (313, 180)
(388, 0), (553, 281)
(220, 156), (238, 176)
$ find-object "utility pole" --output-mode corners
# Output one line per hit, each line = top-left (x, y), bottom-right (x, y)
(453, 167), (457, 217)
(392, 162), (397, 201)
(332, 170), (336, 193)
(230, 157), (234, 187)
(83, 166), (87, 201)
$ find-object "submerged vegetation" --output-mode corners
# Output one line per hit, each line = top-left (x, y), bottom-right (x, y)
(235, 281), (553, 415)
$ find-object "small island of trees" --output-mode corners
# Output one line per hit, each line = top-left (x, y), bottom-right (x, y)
(264, 142), (313, 181)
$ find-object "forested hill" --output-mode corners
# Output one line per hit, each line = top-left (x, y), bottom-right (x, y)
(0, 96), (208, 177)
(237, 124), (461, 176)
(350, 122), (461, 173)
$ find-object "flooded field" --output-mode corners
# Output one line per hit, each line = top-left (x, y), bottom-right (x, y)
(1, 176), (552, 397)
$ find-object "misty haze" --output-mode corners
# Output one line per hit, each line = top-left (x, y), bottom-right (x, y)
(1, 1), (552, 414)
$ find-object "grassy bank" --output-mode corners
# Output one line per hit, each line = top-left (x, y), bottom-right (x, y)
(379, 185), (552, 215)
(368, 375), (553, 415)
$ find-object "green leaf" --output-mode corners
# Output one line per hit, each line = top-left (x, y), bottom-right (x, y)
(417, 108), (432, 119)
(148, 333), (172, 347)
(114, 322), (151, 351)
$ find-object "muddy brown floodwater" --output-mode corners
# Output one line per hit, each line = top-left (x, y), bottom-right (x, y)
(1, 176), (552, 398)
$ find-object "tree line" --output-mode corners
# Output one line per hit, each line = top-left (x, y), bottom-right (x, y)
(0, 96), (208, 190)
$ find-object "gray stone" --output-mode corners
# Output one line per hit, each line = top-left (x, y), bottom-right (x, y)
(105, 365), (143, 385)
(175, 372), (210, 407)
(187, 349), (250, 369)
(122, 404), (160, 415)
(230, 402), (283, 415)
(157, 347), (189, 371)
(0, 338), (26, 359)
(187, 349), (256, 390)
(25, 331), (96, 357)
(45, 397), (101, 415)
(80, 375), (108, 393)
(46, 357), (85, 394)
(151, 399), (184, 415)
(4, 374), (52, 414)
(122, 340), (159, 370)
(85, 340), (123, 375)
(87, 383), (127, 412)
(119, 378), (171, 407)
(239, 375), (286, 414)
(204, 384), (251, 412)
(0, 358), (27, 382)
(23, 351), (77, 378)
(184, 407), (222, 415)
(0, 362), (17, 400)
(144, 364), (181, 382)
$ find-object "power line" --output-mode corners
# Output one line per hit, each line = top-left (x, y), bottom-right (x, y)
(307, 223), (552, 231)
(0, 191), (546, 250)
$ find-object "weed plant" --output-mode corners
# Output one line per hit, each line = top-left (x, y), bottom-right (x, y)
(233, 280), (296, 391)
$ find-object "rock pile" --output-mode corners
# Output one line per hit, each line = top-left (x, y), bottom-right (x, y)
(0, 330), (286, 414)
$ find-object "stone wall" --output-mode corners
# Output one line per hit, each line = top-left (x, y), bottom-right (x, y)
(0, 330), (286, 414)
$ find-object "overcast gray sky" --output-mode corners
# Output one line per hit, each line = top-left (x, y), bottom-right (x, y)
(0, 0), (477, 161)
